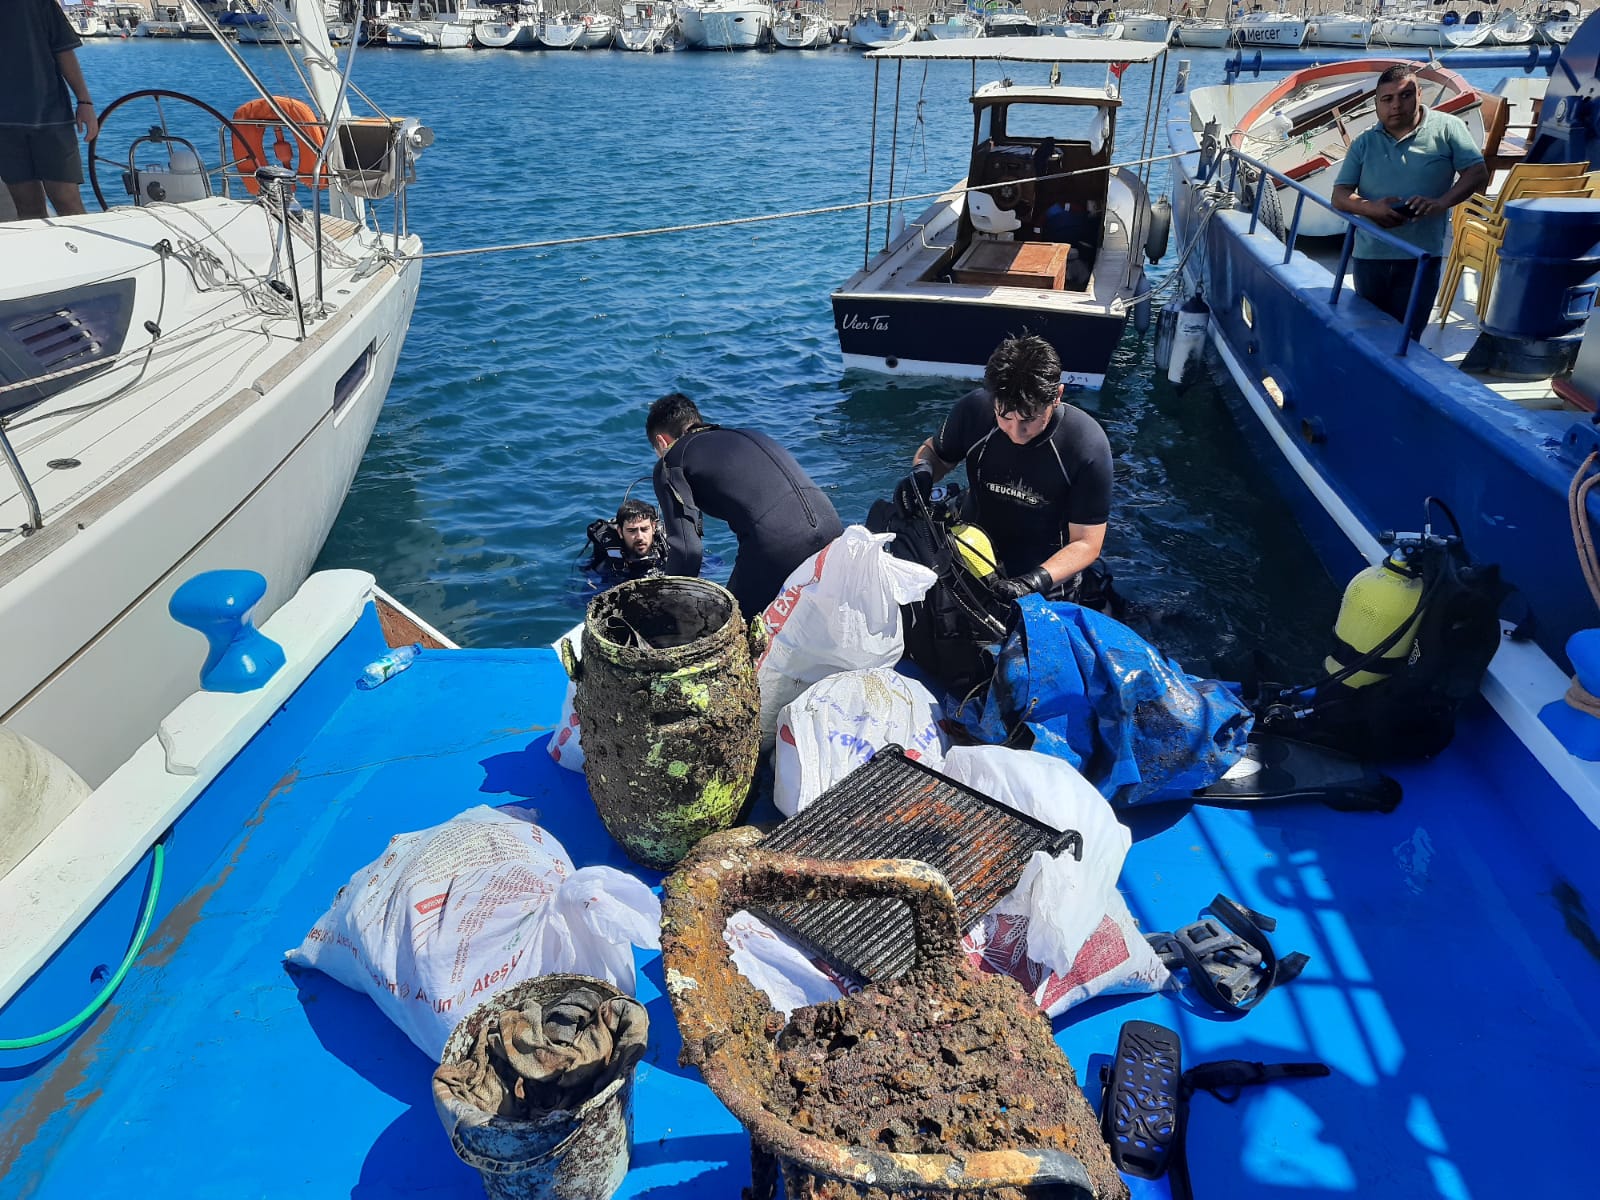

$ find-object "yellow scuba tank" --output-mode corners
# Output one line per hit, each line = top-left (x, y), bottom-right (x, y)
(1325, 548), (1425, 688)
(950, 523), (1001, 582)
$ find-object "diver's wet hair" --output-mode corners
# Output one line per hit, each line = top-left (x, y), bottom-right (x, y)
(646, 392), (704, 442)
(984, 335), (1061, 418)
(616, 498), (659, 527)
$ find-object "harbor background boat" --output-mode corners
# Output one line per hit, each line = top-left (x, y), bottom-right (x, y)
(62, 38), (1532, 678)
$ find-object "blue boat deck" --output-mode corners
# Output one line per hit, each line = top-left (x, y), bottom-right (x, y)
(4, 603), (1600, 1197)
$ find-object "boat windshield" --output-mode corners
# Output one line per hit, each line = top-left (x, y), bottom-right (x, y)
(1001, 102), (1115, 141)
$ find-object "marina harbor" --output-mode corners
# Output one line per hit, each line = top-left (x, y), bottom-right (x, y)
(4, 2), (1600, 1199)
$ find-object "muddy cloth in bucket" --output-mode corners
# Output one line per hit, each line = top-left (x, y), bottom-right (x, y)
(434, 985), (648, 1119)
(962, 595), (1251, 806)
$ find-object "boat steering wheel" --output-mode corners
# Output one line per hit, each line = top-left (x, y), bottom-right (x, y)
(88, 89), (260, 212)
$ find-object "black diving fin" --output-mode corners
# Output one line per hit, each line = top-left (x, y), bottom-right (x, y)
(1194, 732), (1401, 813)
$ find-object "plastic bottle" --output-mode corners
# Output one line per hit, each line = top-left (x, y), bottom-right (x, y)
(357, 643), (422, 690)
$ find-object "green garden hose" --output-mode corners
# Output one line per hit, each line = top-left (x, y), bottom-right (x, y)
(0, 840), (166, 1051)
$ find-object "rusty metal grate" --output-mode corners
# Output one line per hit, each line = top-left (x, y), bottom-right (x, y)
(756, 746), (1082, 984)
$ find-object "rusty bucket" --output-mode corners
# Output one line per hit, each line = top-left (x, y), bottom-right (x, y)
(561, 576), (762, 871)
(432, 974), (642, 1200)
(659, 828), (1128, 1200)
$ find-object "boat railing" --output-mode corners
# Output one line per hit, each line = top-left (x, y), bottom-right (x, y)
(1203, 140), (1437, 358)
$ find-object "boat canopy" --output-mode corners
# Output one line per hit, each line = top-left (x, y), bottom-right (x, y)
(866, 36), (1170, 63)
(974, 83), (1124, 109)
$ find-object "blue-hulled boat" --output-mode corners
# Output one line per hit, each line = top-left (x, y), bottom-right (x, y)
(1166, 23), (1600, 815)
(7, 24), (1600, 1200)
(5, 553), (1600, 1196)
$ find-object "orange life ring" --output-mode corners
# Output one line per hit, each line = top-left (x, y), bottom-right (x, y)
(231, 96), (326, 196)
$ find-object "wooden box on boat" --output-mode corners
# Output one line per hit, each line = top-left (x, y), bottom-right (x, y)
(951, 240), (1073, 290)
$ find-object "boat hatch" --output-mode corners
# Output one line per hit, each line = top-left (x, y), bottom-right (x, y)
(0, 280), (136, 415)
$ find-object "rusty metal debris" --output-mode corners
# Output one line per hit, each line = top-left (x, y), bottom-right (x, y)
(660, 828), (1130, 1200)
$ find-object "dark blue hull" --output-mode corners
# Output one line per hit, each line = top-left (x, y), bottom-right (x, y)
(1166, 103), (1600, 669)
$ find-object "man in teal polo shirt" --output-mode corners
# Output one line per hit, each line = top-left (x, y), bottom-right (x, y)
(1331, 64), (1489, 340)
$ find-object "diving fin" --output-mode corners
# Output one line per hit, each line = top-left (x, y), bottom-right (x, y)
(1194, 732), (1401, 813)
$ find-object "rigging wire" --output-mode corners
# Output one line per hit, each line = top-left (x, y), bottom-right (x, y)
(398, 149), (1192, 264)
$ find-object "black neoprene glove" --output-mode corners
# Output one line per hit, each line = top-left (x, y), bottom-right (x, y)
(894, 463), (935, 514)
(991, 566), (1054, 601)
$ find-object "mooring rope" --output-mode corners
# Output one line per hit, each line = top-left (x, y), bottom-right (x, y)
(1564, 451), (1600, 715)
(396, 150), (1193, 263)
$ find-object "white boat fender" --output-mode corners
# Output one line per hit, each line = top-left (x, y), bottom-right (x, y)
(1154, 304), (1178, 372)
(0, 728), (90, 879)
(1145, 195), (1173, 262)
(1168, 291), (1210, 386)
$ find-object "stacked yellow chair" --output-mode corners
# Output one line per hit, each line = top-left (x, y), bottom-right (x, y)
(1436, 162), (1595, 328)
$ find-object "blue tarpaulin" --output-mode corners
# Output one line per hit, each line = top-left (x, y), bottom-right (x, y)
(961, 596), (1253, 806)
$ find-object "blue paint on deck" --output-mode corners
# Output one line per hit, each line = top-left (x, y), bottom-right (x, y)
(4, 606), (1600, 1195)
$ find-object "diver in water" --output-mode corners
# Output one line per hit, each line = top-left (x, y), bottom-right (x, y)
(583, 498), (667, 592)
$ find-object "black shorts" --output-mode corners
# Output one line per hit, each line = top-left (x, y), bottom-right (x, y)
(0, 124), (83, 186)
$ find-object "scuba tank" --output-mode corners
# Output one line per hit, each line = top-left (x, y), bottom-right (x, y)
(1324, 546), (1425, 689)
(950, 522), (1001, 584)
(1254, 500), (1510, 762)
(1167, 290), (1210, 386)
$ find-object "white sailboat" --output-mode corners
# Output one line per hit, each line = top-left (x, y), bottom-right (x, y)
(1491, 8), (1539, 43)
(1372, 10), (1453, 46)
(617, 1), (680, 50)
(1306, 6), (1373, 47)
(537, 6), (589, 46)
(1231, 10), (1309, 47)
(576, 2), (618, 46)
(475, 4), (542, 46)
(774, 1), (833, 46)
(1, 1), (428, 786)
(1541, 7), (1584, 43)
(1110, 11), (1172, 43)
(849, 5), (918, 47)
(1173, 17), (1232, 47)
(135, 4), (192, 36)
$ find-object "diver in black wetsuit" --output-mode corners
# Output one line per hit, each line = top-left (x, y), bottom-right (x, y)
(896, 335), (1113, 603)
(583, 498), (667, 592)
(647, 392), (844, 618)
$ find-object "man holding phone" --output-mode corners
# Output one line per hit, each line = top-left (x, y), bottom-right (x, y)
(1331, 64), (1488, 341)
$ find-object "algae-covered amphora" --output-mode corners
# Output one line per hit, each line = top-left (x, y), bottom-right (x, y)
(562, 576), (762, 871)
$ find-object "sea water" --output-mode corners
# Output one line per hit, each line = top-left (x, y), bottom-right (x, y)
(76, 39), (1455, 677)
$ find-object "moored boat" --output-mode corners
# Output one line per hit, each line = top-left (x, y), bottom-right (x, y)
(617, 0), (680, 49)
(576, 2), (618, 47)
(536, 7), (589, 46)
(1109, 10), (1172, 43)
(981, 0), (1037, 37)
(475, 6), (541, 46)
(774, 0), (833, 46)
(832, 35), (1169, 387)
(921, 0), (985, 39)
(1173, 16), (1233, 47)
(1231, 9), (1309, 47)
(678, 0), (774, 47)
(0, 1), (426, 788)
(1491, 7), (1540, 43)
(848, 4), (918, 48)
(1306, 10), (1373, 47)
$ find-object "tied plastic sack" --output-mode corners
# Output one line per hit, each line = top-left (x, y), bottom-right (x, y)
(963, 595), (1252, 806)
(756, 526), (938, 749)
(941, 746), (1170, 1016)
(774, 667), (945, 817)
(548, 621), (586, 772)
(287, 805), (660, 1060)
